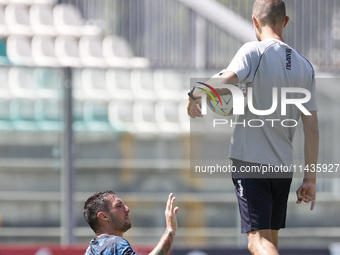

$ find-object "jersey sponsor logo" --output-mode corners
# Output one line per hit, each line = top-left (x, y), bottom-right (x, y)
(286, 48), (292, 70)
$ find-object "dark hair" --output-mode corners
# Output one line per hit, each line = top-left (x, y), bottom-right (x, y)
(83, 190), (116, 233)
(253, 0), (286, 26)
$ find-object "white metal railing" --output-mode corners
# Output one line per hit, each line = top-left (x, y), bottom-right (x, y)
(65, 0), (340, 70)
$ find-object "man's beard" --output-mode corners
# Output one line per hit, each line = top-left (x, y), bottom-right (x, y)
(120, 221), (132, 233)
(119, 222), (131, 232)
(110, 213), (132, 233)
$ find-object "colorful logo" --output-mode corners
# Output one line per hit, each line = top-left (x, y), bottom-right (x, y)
(196, 82), (222, 106)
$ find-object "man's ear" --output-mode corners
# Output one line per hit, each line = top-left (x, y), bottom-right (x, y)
(97, 211), (109, 222)
(252, 15), (260, 29)
(283, 16), (290, 28)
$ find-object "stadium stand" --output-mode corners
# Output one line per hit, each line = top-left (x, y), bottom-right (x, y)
(80, 68), (110, 100)
(8, 67), (36, 97)
(153, 69), (188, 100)
(35, 97), (62, 131)
(0, 5), (9, 37)
(1, 1), (145, 69)
(105, 68), (133, 100)
(108, 99), (135, 133)
(0, 0), (56, 4)
(54, 36), (81, 67)
(53, 3), (102, 37)
(4, 4), (33, 36)
(130, 69), (157, 100)
(31, 36), (60, 66)
(102, 35), (150, 68)
(7, 36), (35, 66)
(0, 66), (9, 97)
(82, 100), (111, 132)
(79, 36), (107, 67)
(29, 4), (58, 36)
(0, 97), (11, 130)
(156, 100), (185, 134)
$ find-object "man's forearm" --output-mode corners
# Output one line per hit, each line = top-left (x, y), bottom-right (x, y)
(302, 112), (319, 182)
(303, 136), (318, 182)
(148, 229), (175, 255)
(296, 112), (318, 210)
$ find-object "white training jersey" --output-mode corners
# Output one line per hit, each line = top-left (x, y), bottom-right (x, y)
(221, 38), (317, 166)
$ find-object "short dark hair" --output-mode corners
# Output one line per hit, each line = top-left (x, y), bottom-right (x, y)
(253, 0), (286, 26)
(83, 190), (116, 233)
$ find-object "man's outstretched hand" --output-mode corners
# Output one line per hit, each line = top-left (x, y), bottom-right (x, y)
(165, 193), (179, 234)
(148, 193), (179, 255)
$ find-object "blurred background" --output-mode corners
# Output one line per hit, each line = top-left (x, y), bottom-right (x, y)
(0, 0), (339, 254)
